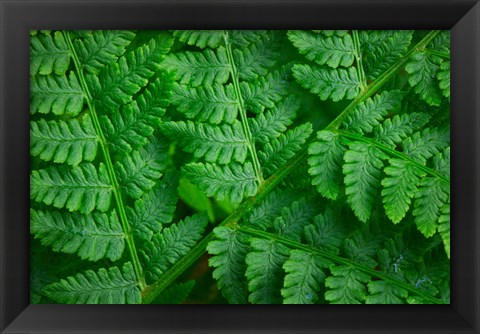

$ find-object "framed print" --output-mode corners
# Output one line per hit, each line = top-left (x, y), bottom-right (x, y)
(1, 0), (479, 333)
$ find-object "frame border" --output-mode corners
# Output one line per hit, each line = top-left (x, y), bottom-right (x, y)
(1, 0), (479, 333)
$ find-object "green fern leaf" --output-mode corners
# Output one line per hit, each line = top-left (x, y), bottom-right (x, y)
(437, 203), (450, 258)
(43, 262), (141, 304)
(30, 116), (98, 166)
(360, 30), (413, 80)
(161, 120), (248, 164)
(281, 250), (326, 304)
(245, 189), (301, 230)
(259, 123), (312, 175)
(240, 69), (290, 114)
(373, 113), (431, 147)
(182, 162), (258, 204)
(207, 226), (250, 304)
(127, 172), (179, 241)
(141, 213), (208, 282)
(30, 31), (70, 76)
(366, 280), (408, 304)
(402, 127), (450, 163)
(381, 159), (426, 224)
(234, 33), (279, 81)
(304, 210), (344, 255)
(437, 61), (450, 99)
(343, 142), (388, 222)
(413, 177), (449, 237)
(31, 209), (124, 262)
(161, 48), (230, 87)
(308, 131), (347, 200)
(292, 64), (360, 102)
(405, 51), (443, 106)
(343, 90), (403, 134)
(115, 142), (165, 200)
(101, 74), (173, 154)
(88, 35), (173, 112)
(325, 265), (370, 304)
(245, 239), (289, 304)
(30, 163), (112, 214)
(30, 71), (84, 116)
(249, 96), (299, 144)
(288, 30), (355, 68)
(74, 30), (135, 74)
(171, 83), (238, 124)
(273, 197), (317, 242)
(173, 30), (224, 49)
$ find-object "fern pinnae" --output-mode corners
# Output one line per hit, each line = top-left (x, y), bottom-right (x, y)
(63, 31), (148, 289)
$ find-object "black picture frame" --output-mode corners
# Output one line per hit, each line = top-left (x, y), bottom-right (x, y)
(1, 0), (479, 333)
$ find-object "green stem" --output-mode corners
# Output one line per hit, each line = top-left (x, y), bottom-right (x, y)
(63, 31), (147, 290)
(327, 30), (440, 132)
(223, 31), (264, 184)
(337, 131), (450, 185)
(141, 30), (442, 303)
(236, 226), (443, 304)
(352, 30), (367, 91)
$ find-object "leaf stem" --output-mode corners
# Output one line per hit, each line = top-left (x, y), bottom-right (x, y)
(236, 226), (443, 304)
(336, 130), (450, 184)
(327, 30), (440, 131)
(141, 30), (442, 303)
(352, 30), (367, 91)
(63, 31), (146, 290)
(223, 31), (264, 184)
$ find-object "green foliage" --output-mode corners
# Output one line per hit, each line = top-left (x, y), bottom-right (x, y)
(31, 29), (450, 305)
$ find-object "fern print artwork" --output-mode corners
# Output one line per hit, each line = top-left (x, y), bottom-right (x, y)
(30, 30), (450, 304)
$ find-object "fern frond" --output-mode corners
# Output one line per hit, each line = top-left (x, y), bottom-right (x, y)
(30, 116), (98, 166)
(259, 123), (312, 175)
(437, 203), (450, 258)
(342, 90), (403, 134)
(161, 48), (230, 87)
(245, 239), (289, 304)
(359, 30), (413, 80)
(273, 197), (318, 242)
(292, 64), (360, 102)
(245, 189), (301, 230)
(207, 226), (250, 304)
(402, 127), (449, 163)
(161, 120), (248, 164)
(31, 209), (124, 262)
(304, 210), (344, 254)
(240, 69), (290, 113)
(308, 131), (347, 200)
(43, 262), (141, 304)
(324, 265), (370, 304)
(288, 30), (355, 68)
(88, 35), (173, 112)
(437, 61), (450, 99)
(234, 33), (280, 81)
(171, 83), (238, 124)
(173, 30), (224, 49)
(73, 30), (135, 75)
(30, 163), (112, 214)
(127, 172), (178, 241)
(30, 71), (84, 116)
(30, 31), (70, 76)
(373, 113), (431, 147)
(115, 142), (165, 200)
(182, 162), (258, 204)
(101, 73), (173, 154)
(281, 250), (326, 304)
(382, 159), (425, 223)
(413, 177), (449, 237)
(141, 213), (208, 283)
(343, 142), (388, 222)
(405, 51), (443, 106)
(249, 96), (299, 144)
